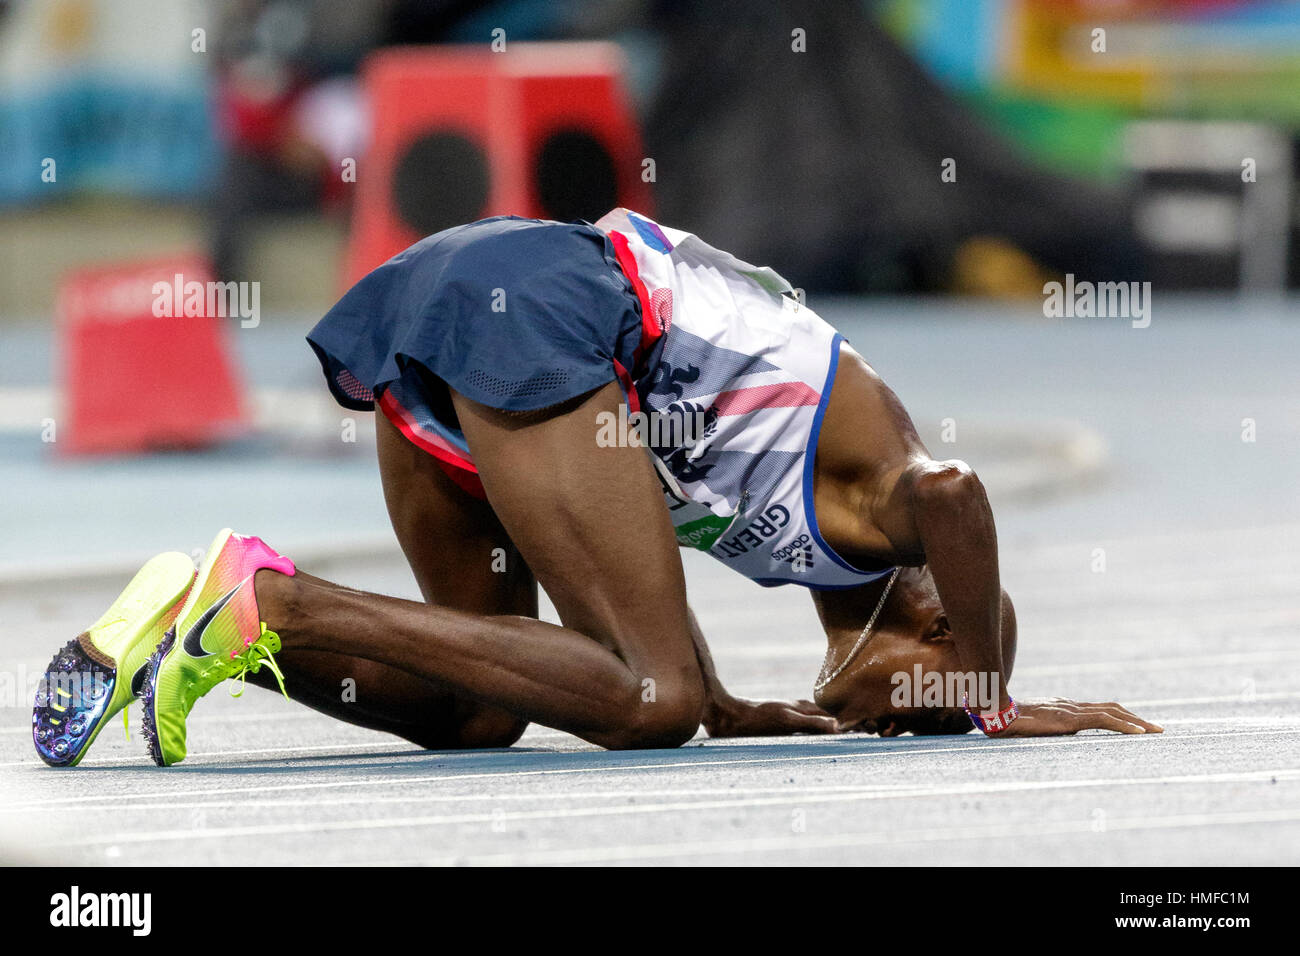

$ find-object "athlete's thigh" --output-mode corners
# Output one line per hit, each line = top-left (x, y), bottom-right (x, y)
(450, 382), (700, 699)
(375, 411), (533, 744)
(376, 411), (536, 618)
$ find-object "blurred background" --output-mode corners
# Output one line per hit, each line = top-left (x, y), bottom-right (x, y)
(1, 0), (1299, 573)
(6, 1), (1300, 865)
(5, 0), (1300, 312)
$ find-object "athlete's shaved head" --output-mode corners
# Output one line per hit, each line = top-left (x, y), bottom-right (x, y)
(815, 566), (1017, 736)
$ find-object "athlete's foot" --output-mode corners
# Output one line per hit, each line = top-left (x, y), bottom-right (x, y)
(33, 553), (197, 767)
(140, 529), (295, 766)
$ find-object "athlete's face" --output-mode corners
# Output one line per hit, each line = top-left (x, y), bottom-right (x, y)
(822, 569), (1017, 736)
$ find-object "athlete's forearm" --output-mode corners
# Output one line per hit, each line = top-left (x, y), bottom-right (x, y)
(687, 606), (740, 724)
(687, 606), (839, 737)
(909, 461), (1011, 709)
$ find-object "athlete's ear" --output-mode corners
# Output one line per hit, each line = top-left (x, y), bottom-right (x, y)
(921, 613), (952, 643)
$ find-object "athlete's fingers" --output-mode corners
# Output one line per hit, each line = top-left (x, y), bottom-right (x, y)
(754, 701), (839, 734)
(1042, 699), (1163, 734)
(1088, 709), (1150, 734)
(1106, 703), (1163, 733)
(790, 699), (835, 717)
(781, 708), (840, 734)
(835, 716), (879, 734)
(1076, 701), (1161, 734)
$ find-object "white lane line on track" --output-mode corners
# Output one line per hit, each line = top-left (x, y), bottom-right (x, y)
(6, 670), (1294, 739)
(1127, 691), (1300, 708)
(12, 768), (1300, 816)
(44, 768), (1300, 847)
(4, 727), (1296, 810)
(1016, 650), (1300, 676)
(0, 735), (579, 770)
(1159, 716), (1300, 726)
(0, 702), (1255, 740)
(4, 784), (922, 813)
(4, 656), (1295, 729)
(2, 713), (1288, 772)
(0, 739), (418, 769)
(0, 714), (580, 735)
(410, 808), (1300, 866)
(0, 705), (579, 736)
(0, 703), (1292, 769)
(0, 728), (595, 766)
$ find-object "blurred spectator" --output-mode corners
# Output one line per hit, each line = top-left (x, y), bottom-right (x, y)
(209, 0), (382, 280)
(209, 0), (583, 281)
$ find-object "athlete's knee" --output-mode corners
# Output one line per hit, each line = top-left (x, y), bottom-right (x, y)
(408, 709), (528, 751)
(452, 712), (529, 749)
(604, 677), (705, 750)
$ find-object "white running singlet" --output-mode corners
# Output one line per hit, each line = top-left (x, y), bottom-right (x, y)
(598, 208), (894, 590)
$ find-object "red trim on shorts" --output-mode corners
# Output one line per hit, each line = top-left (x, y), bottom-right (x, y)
(607, 230), (663, 361)
(608, 229), (670, 415)
(612, 358), (640, 414)
(377, 390), (487, 499)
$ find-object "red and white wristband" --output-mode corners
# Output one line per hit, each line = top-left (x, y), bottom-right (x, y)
(963, 693), (1020, 734)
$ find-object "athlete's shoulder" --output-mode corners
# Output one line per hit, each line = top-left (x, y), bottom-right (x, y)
(595, 208), (684, 254)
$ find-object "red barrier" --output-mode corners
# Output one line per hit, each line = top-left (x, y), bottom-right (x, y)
(57, 256), (248, 455)
(345, 42), (652, 285)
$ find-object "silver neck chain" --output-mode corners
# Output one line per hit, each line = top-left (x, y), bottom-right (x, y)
(814, 567), (901, 693)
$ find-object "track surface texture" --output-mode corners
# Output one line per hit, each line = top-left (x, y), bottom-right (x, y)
(2, 298), (1297, 865)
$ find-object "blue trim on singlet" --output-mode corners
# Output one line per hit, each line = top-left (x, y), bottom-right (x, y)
(751, 576), (853, 590)
(800, 333), (896, 585)
(628, 211), (674, 253)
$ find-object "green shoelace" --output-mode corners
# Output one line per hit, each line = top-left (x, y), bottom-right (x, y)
(227, 624), (290, 700)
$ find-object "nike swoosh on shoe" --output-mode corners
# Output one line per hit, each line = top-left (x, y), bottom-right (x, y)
(182, 587), (239, 658)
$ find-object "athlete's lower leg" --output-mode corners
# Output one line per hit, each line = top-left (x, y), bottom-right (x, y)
(252, 567), (698, 749)
(239, 642), (523, 748)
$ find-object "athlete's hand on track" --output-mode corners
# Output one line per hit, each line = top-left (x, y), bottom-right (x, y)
(704, 696), (840, 738)
(990, 698), (1163, 736)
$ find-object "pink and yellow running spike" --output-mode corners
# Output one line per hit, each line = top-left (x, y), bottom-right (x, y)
(141, 529), (295, 766)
